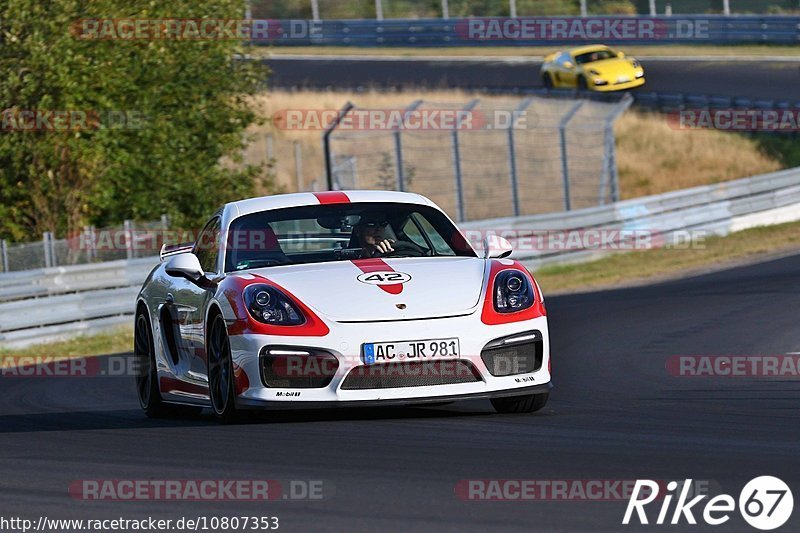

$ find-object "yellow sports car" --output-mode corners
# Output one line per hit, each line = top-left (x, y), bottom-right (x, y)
(540, 45), (645, 92)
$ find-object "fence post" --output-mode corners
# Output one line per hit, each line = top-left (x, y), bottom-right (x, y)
(441, 0), (449, 19)
(506, 98), (533, 217)
(124, 220), (134, 260)
(649, 0), (656, 16)
(600, 94), (633, 204)
(452, 99), (480, 223)
(265, 133), (274, 161)
(43, 232), (53, 268)
(509, 0), (517, 17)
(722, 0), (730, 15)
(294, 141), (304, 192)
(393, 100), (423, 192)
(375, 0), (384, 20)
(311, 0), (320, 21)
(1, 239), (8, 272)
(83, 226), (94, 263)
(580, 0), (588, 17)
(558, 101), (585, 211)
(323, 102), (355, 191)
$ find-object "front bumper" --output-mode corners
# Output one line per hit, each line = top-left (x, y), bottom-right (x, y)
(228, 313), (551, 406)
(591, 76), (645, 92)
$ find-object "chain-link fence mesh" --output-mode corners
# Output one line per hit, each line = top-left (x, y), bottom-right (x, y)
(0, 218), (172, 273)
(327, 94), (632, 222)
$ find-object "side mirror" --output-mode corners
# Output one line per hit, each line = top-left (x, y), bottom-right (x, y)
(617, 51), (625, 58)
(563, 61), (575, 69)
(483, 236), (513, 259)
(165, 253), (204, 282)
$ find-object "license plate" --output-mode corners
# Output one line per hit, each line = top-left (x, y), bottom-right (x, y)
(363, 338), (460, 365)
(617, 76), (631, 83)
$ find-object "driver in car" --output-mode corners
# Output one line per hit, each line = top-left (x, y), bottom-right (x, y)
(352, 215), (396, 258)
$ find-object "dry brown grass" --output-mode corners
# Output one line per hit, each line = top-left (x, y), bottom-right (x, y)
(245, 90), (784, 204)
(614, 111), (781, 199)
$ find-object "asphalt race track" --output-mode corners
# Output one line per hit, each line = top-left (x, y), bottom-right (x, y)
(2, 253), (799, 532)
(264, 56), (800, 102)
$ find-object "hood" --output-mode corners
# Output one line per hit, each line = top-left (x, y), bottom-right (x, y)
(245, 257), (486, 322)
(584, 58), (637, 77)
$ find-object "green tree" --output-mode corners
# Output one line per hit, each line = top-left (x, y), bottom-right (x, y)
(0, 0), (271, 242)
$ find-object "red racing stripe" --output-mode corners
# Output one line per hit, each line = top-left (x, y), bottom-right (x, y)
(313, 191), (350, 204)
(352, 258), (403, 295)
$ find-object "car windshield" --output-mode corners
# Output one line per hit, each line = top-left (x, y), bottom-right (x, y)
(574, 49), (616, 64)
(223, 202), (476, 272)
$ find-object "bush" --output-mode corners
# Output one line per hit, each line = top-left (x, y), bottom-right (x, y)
(0, 0), (271, 242)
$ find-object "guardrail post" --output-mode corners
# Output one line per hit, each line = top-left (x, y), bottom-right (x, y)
(441, 0), (449, 19)
(124, 220), (134, 260)
(375, 0), (384, 20)
(649, 0), (656, 16)
(506, 98), (532, 218)
(559, 101), (585, 211)
(509, 0), (517, 18)
(311, 0), (320, 21)
(394, 100), (423, 192)
(323, 102), (355, 191)
(451, 99), (480, 222)
(580, 0), (587, 17)
(43, 232), (53, 268)
(1, 239), (8, 272)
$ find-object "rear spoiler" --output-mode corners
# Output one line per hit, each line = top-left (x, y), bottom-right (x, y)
(159, 242), (194, 262)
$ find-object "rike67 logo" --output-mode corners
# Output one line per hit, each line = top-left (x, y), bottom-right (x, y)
(623, 477), (793, 530)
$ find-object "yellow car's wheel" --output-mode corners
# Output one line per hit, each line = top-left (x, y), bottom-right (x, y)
(577, 76), (588, 91)
(542, 73), (554, 89)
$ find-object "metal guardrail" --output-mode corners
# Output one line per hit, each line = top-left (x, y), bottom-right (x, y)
(256, 16), (800, 46)
(1, 166), (799, 347)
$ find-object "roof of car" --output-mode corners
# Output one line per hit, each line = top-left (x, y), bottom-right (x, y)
(227, 190), (437, 218)
(568, 44), (612, 56)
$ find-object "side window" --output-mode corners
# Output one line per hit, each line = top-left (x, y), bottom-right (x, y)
(194, 217), (221, 273)
(401, 217), (430, 250)
(409, 213), (455, 256)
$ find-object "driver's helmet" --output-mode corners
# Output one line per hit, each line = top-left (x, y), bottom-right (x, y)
(354, 212), (389, 230)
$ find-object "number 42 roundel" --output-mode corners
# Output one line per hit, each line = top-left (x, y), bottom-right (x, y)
(356, 271), (412, 286)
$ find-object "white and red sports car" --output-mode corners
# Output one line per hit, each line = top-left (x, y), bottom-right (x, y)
(135, 191), (551, 420)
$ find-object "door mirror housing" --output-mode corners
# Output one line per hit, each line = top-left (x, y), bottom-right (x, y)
(563, 61), (575, 69)
(617, 51), (625, 58)
(165, 253), (205, 282)
(483, 236), (514, 259)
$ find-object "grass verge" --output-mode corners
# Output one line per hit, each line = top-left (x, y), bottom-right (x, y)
(535, 220), (800, 294)
(256, 44), (800, 58)
(0, 325), (133, 363)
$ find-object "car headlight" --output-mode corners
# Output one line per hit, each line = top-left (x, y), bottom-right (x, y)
(630, 59), (641, 69)
(244, 284), (305, 326)
(493, 270), (535, 313)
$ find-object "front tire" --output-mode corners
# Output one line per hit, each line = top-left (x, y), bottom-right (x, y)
(491, 392), (549, 414)
(208, 314), (238, 422)
(577, 76), (588, 91)
(542, 73), (554, 89)
(135, 311), (169, 418)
